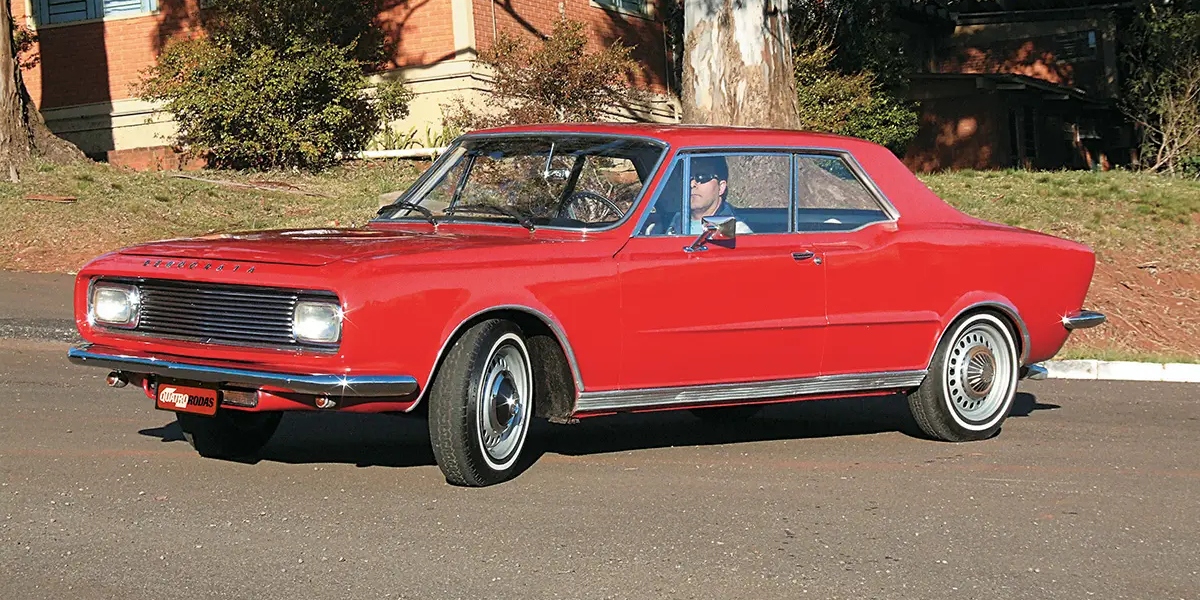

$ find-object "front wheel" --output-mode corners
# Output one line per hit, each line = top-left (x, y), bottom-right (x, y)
(907, 312), (1019, 442)
(428, 320), (535, 487)
(176, 410), (282, 459)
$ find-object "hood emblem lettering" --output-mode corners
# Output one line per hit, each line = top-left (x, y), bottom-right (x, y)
(140, 259), (258, 274)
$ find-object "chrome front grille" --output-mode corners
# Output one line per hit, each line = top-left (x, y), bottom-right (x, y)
(118, 279), (337, 351)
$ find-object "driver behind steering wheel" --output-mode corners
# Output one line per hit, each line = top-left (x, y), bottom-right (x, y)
(644, 155), (752, 235)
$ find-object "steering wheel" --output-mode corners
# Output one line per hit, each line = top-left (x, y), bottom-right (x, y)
(559, 191), (623, 222)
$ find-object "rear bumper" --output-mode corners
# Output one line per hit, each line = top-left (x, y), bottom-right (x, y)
(67, 344), (419, 397)
(1020, 364), (1048, 380)
(1063, 310), (1106, 330)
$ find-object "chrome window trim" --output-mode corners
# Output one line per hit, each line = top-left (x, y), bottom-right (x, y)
(664, 145), (901, 221)
(372, 132), (670, 234)
(67, 345), (418, 397)
(630, 146), (900, 238)
(574, 369), (928, 413)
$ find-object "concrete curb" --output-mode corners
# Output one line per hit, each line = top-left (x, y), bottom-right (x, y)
(1041, 360), (1200, 383)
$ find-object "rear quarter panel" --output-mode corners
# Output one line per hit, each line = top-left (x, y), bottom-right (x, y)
(898, 220), (1096, 366)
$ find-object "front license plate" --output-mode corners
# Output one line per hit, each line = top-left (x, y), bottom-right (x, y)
(156, 383), (219, 416)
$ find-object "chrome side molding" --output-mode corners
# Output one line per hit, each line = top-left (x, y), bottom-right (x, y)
(67, 345), (419, 397)
(1063, 310), (1106, 330)
(574, 370), (927, 413)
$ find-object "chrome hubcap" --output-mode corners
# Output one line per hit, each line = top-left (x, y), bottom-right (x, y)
(477, 341), (529, 468)
(946, 324), (1012, 423)
(964, 347), (996, 398)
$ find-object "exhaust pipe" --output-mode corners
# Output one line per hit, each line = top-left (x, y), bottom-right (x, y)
(106, 371), (129, 388)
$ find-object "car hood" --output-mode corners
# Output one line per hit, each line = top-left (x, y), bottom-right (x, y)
(117, 227), (542, 267)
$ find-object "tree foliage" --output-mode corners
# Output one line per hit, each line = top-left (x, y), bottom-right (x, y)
(444, 17), (642, 130)
(1121, 1), (1200, 176)
(137, 0), (411, 171)
(788, 0), (920, 152)
(793, 39), (918, 153)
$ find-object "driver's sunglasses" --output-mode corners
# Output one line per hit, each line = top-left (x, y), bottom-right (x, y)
(691, 173), (721, 184)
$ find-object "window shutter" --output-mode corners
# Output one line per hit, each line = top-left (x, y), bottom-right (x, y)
(44, 0), (90, 23)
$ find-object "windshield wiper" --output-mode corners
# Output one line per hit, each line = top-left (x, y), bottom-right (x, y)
(444, 204), (535, 231)
(376, 201), (437, 225)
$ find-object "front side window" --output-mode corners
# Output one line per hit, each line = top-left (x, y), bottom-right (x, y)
(37, 0), (157, 25)
(376, 135), (665, 229)
(794, 154), (890, 231)
(640, 152), (791, 236)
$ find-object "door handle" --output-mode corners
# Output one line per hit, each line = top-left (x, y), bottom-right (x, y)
(791, 251), (822, 265)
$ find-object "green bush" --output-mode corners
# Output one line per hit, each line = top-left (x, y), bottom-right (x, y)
(789, 1), (920, 153)
(793, 40), (919, 153)
(443, 17), (642, 130)
(137, 1), (412, 171)
(1121, 3), (1200, 176)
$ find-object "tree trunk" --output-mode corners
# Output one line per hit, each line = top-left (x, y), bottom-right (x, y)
(0, 3), (85, 181)
(681, 0), (799, 128)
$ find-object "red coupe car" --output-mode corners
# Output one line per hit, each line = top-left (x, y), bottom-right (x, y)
(68, 124), (1104, 486)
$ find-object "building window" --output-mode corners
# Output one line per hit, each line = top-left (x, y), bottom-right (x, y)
(37, 0), (157, 26)
(590, 0), (654, 20)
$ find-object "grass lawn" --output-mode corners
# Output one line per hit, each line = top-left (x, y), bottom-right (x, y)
(0, 159), (423, 272)
(920, 169), (1200, 269)
(2, 158), (1198, 362)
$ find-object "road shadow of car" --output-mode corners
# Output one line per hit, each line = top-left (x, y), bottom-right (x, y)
(137, 391), (1058, 470)
(138, 412), (438, 468)
(531, 391), (1058, 458)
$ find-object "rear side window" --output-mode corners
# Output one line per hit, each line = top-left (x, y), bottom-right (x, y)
(794, 155), (889, 232)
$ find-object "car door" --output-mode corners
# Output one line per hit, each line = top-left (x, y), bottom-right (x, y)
(789, 152), (940, 375)
(615, 152), (828, 390)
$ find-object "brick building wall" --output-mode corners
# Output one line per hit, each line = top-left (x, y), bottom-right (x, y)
(378, 0), (458, 68)
(932, 12), (1120, 99)
(471, 0), (670, 94)
(15, 0), (202, 110)
(10, 0), (674, 167)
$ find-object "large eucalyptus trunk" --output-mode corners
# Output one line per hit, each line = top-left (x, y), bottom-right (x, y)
(682, 0), (799, 128)
(0, 3), (84, 181)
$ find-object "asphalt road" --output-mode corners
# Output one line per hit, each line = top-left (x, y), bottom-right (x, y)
(1, 272), (1197, 599)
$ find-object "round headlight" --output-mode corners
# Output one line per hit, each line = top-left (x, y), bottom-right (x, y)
(90, 283), (140, 328)
(293, 300), (342, 344)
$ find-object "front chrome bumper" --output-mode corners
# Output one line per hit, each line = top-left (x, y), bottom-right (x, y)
(1063, 310), (1106, 330)
(67, 345), (419, 397)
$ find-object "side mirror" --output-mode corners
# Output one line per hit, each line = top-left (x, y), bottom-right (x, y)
(684, 216), (738, 253)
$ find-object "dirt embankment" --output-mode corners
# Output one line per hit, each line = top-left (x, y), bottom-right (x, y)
(1065, 254), (1200, 359)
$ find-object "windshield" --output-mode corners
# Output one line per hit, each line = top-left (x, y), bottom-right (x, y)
(375, 134), (667, 229)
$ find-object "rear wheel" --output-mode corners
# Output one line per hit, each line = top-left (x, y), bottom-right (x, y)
(176, 410), (282, 459)
(907, 312), (1018, 442)
(428, 320), (534, 487)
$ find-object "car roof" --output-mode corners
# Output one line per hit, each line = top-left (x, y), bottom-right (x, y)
(466, 122), (969, 225)
(469, 123), (882, 152)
